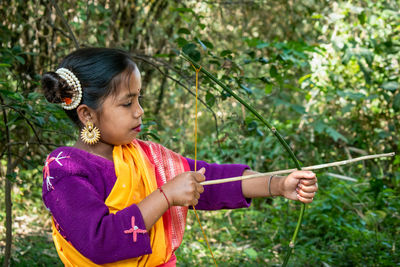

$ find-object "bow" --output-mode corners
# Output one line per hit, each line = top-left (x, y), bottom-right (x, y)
(181, 52), (305, 266)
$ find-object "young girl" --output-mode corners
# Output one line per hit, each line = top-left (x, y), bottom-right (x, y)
(41, 48), (318, 267)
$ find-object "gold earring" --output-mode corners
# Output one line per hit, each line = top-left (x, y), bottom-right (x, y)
(81, 121), (100, 145)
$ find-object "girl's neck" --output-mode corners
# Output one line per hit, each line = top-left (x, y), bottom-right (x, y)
(74, 139), (114, 162)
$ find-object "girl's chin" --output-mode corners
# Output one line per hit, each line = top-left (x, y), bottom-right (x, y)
(110, 136), (138, 146)
(128, 133), (139, 142)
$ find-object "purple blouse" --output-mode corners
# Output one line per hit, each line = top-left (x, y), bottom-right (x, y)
(42, 146), (250, 264)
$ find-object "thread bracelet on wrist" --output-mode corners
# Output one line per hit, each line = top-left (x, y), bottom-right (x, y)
(268, 175), (275, 197)
(158, 186), (171, 208)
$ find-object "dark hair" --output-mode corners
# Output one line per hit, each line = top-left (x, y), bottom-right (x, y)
(41, 48), (136, 126)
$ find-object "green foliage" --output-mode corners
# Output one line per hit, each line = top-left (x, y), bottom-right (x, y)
(1, 0), (399, 266)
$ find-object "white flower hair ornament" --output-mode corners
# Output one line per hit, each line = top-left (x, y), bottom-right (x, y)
(55, 68), (82, 110)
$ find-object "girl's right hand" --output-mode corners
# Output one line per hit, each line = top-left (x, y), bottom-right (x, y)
(162, 168), (206, 207)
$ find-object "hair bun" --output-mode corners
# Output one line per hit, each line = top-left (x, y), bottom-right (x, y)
(41, 72), (74, 104)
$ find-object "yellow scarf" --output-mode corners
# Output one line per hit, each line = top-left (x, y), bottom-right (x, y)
(51, 141), (184, 266)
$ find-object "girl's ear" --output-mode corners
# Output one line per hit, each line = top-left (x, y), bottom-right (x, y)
(76, 104), (97, 126)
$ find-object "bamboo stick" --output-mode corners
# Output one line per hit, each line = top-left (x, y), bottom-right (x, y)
(200, 152), (395, 186)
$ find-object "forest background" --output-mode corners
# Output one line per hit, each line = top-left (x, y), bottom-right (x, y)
(1, 0), (399, 266)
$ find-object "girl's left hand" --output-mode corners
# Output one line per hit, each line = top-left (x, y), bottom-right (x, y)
(280, 171), (318, 203)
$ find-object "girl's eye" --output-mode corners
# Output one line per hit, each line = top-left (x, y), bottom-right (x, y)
(122, 96), (143, 107)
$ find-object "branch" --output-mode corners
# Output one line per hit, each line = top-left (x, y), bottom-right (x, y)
(1, 104), (42, 144)
(50, 0), (79, 49)
(5, 141), (59, 148)
(201, 152), (395, 185)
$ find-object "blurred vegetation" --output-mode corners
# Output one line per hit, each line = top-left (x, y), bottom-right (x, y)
(1, 0), (399, 266)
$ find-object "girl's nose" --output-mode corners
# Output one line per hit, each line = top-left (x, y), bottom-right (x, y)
(134, 104), (144, 118)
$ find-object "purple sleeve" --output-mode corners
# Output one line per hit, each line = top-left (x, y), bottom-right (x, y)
(186, 158), (251, 210)
(42, 157), (151, 264)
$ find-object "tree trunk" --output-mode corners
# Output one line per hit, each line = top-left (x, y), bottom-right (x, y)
(154, 69), (168, 115)
(3, 168), (12, 267)
(1, 96), (12, 267)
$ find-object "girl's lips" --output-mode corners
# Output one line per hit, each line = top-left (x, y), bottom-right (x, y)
(133, 125), (141, 132)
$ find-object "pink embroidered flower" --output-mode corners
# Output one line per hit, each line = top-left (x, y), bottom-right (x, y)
(43, 151), (70, 191)
(124, 216), (147, 242)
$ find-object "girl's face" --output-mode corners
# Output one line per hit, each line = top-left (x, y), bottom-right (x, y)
(95, 67), (144, 146)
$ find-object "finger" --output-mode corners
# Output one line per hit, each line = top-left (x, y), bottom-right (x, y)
(296, 188), (315, 198)
(194, 191), (200, 199)
(194, 168), (206, 182)
(197, 167), (206, 175)
(300, 178), (317, 186)
(196, 184), (204, 194)
(299, 183), (318, 193)
(291, 171), (316, 180)
(296, 194), (314, 204)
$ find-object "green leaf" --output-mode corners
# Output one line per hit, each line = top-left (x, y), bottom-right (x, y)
(142, 132), (160, 141)
(269, 66), (278, 78)
(265, 84), (273, 94)
(393, 155), (400, 165)
(298, 74), (312, 84)
(12, 45), (22, 53)
(0, 89), (17, 97)
(311, 14), (322, 19)
(239, 83), (253, 94)
(173, 7), (194, 14)
(326, 127), (348, 142)
(205, 91), (215, 107)
(314, 120), (326, 133)
(154, 53), (171, 58)
(35, 116), (45, 126)
(6, 173), (17, 182)
(244, 38), (261, 47)
(246, 51), (256, 59)
(15, 55), (25, 65)
(393, 93), (400, 111)
(358, 11), (366, 24)
(6, 116), (20, 127)
(256, 42), (269, 49)
(381, 81), (399, 91)
(49, 115), (57, 123)
(244, 248), (258, 260)
(208, 60), (220, 67)
(247, 121), (258, 131)
(364, 210), (387, 226)
(259, 77), (271, 84)
(291, 104), (306, 114)
(175, 37), (188, 47)
(220, 50), (232, 57)
(257, 57), (268, 64)
(177, 28), (191, 35)
(182, 43), (201, 62)
(337, 90), (366, 101)
(256, 128), (264, 137)
(28, 92), (41, 100)
(200, 39), (213, 49)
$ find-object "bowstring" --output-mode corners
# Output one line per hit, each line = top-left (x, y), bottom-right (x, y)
(191, 63), (218, 267)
